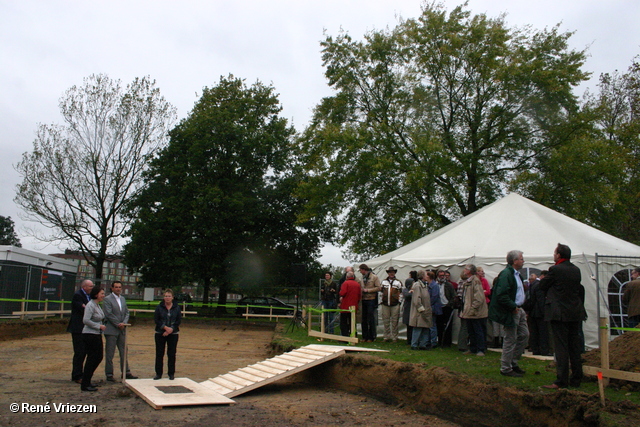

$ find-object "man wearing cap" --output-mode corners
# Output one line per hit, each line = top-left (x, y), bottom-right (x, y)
(359, 263), (382, 342)
(380, 266), (403, 342)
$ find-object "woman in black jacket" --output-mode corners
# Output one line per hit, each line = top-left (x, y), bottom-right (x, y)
(154, 289), (182, 380)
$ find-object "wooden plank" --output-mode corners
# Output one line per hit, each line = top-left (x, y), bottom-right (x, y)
(129, 309), (198, 315)
(12, 310), (70, 315)
(219, 373), (253, 387)
(199, 344), (389, 400)
(125, 378), (234, 409)
(239, 367), (272, 379)
(277, 354), (313, 364)
(221, 350), (346, 398)
(308, 329), (359, 343)
(247, 362), (286, 375)
(208, 376), (243, 391)
(198, 379), (233, 395)
(231, 369), (266, 383)
(295, 348), (336, 357)
(261, 360), (296, 371)
(306, 344), (387, 353)
(241, 313), (294, 319)
(286, 351), (319, 361)
(584, 366), (640, 382)
(266, 357), (304, 368)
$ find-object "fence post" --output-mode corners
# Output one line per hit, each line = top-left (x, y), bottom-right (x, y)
(20, 298), (25, 320)
(350, 306), (356, 345)
(599, 317), (610, 387)
(44, 299), (49, 319)
(60, 300), (64, 319)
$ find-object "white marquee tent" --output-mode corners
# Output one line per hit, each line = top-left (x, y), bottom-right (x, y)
(364, 193), (640, 349)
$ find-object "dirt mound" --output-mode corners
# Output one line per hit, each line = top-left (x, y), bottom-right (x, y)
(304, 354), (639, 427)
(583, 332), (640, 391)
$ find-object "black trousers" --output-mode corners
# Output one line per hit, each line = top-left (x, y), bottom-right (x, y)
(529, 316), (550, 355)
(361, 300), (377, 341)
(550, 320), (583, 387)
(155, 333), (179, 376)
(340, 312), (353, 337)
(71, 332), (87, 381)
(81, 333), (103, 387)
(436, 306), (454, 347)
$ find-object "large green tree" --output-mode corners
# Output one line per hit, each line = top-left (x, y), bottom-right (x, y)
(515, 56), (640, 244)
(0, 215), (21, 247)
(14, 74), (175, 279)
(124, 75), (322, 305)
(299, 3), (588, 260)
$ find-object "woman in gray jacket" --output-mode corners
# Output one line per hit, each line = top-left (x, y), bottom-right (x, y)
(409, 270), (433, 350)
(81, 286), (106, 391)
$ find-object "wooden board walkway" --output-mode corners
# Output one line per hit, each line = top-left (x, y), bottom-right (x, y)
(125, 377), (235, 410)
(127, 344), (386, 409)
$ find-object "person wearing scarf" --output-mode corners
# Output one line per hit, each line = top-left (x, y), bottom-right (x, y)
(540, 243), (586, 389)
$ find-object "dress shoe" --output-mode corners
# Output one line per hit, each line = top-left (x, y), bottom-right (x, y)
(106, 376), (116, 382)
(169, 374), (175, 380)
(500, 370), (523, 377)
(542, 383), (561, 389)
(512, 366), (526, 375)
(73, 379), (82, 384)
(153, 375), (161, 380)
(126, 373), (138, 379)
(81, 386), (98, 392)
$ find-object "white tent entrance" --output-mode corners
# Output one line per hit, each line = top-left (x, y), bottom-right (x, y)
(363, 193), (640, 349)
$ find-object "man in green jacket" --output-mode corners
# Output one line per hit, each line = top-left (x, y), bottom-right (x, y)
(488, 250), (529, 377)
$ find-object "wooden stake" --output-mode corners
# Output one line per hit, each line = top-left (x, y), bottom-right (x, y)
(597, 371), (606, 407)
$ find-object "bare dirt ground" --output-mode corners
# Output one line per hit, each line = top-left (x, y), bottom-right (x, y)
(0, 319), (460, 427)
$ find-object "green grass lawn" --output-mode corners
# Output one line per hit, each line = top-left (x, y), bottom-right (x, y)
(276, 323), (640, 406)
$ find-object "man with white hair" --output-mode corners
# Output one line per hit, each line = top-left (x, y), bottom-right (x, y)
(67, 279), (94, 383)
(488, 250), (529, 377)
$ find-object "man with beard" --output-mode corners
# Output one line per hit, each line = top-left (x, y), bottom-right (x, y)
(380, 267), (403, 342)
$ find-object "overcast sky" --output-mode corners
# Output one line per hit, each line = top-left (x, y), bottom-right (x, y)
(1, 0), (638, 266)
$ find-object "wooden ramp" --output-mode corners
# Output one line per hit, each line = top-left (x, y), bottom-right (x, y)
(127, 344), (385, 409)
(200, 344), (386, 398)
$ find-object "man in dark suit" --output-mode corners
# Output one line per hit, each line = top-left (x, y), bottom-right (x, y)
(540, 243), (586, 389)
(67, 279), (94, 383)
(103, 281), (137, 381)
(527, 271), (552, 356)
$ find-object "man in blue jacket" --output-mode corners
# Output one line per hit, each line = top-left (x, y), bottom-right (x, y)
(488, 250), (529, 377)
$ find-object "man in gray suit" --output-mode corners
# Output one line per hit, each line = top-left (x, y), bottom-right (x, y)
(103, 281), (137, 381)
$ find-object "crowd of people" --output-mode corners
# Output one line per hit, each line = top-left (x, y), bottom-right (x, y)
(68, 281), (181, 391)
(66, 244), (639, 393)
(321, 244), (605, 389)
